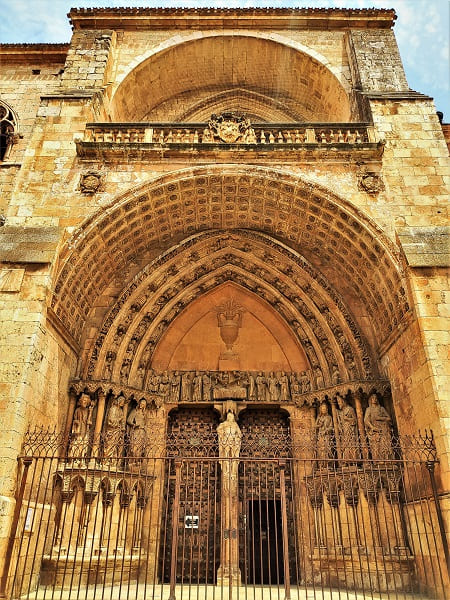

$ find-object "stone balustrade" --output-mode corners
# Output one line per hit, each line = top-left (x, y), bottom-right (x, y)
(82, 122), (377, 145)
(76, 121), (382, 160)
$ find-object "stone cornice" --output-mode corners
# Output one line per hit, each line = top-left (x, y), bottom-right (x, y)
(0, 43), (69, 63)
(68, 7), (396, 31)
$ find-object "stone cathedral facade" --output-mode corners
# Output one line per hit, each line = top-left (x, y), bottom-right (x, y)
(0, 7), (448, 599)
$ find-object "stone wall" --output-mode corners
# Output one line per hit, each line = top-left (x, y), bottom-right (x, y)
(0, 9), (449, 577)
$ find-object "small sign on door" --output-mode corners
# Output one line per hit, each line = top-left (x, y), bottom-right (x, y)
(185, 515), (199, 529)
(24, 507), (34, 533)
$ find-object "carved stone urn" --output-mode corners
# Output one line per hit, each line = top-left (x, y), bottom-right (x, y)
(215, 298), (244, 358)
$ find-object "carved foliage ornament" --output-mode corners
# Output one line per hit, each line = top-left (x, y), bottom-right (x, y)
(208, 112), (251, 143)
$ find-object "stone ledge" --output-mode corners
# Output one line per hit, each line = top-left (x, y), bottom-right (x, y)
(0, 226), (61, 263)
(397, 227), (450, 267)
(76, 141), (384, 163)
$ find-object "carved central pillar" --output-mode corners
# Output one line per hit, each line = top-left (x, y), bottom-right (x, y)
(217, 412), (241, 587)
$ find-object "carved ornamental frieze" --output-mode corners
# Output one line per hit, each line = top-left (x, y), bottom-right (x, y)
(71, 372), (389, 408)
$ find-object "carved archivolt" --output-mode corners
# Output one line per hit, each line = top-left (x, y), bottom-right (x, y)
(52, 167), (408, 349)
(81, 230), (376, 393)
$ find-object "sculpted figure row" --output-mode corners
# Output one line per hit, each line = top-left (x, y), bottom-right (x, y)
(315, 393), (393, 465)
(144, 368), (326, 403)
(68, 393), (159, 460)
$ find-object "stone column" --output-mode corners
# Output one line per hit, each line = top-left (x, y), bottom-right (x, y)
(288, 405), (316, 584)
(64, 388), (78, 452)
(217, 412), (241, 586)
(354, 390), (369, 459)
(92, 388), (106, 458)
(330, 396), (342, 459)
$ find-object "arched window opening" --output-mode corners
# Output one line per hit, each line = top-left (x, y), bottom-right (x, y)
(0, 101), (18, 161)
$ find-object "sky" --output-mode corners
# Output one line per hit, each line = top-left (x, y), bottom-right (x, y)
(0, 0), (448, 115)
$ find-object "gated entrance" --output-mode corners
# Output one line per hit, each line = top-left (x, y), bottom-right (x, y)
(1, 424), (449, 599)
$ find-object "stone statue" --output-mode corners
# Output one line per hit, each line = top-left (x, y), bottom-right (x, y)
(256, 372), (266, 401)
(314, 367), (324, 390)
(202, 372), (212, 401)
(337, 396), (359, 461)
(267, 372), (279, 401)
(364, 394), (393, 460)
(315, 403), (334, 466)
(192, 371), (203, 402)
(279, 371), (290, 402)
(159, 371), (171, 400)
(300, 370), (310, 393)
(120, 359), (131, 384)
(202, 127), (214, 143)
(103, 394), (125, 458)
(217, 412), (242, 490)
(127, 399), (148, 457)
(170, 371), (181, 402)
(181, 371), (192, 402)
(243, 127), (257, 143)
(69, 393), (92, 458)
(331, 365), (340, 385)
(247, 373), (257, 401)
(289, 373), (301, 400)
(217, 411), (242, 460)
(148, 371), (160, 394)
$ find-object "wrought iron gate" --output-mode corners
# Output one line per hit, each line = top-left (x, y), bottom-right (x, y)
(1, 428), (448, 600)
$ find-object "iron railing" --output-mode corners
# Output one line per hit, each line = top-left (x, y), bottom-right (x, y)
(0, 429), (448, 600)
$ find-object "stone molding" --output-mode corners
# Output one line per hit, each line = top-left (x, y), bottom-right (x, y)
(68, 7), (396, 30)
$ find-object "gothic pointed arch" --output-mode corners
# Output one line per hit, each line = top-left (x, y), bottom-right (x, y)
(0, 99), (19, 161)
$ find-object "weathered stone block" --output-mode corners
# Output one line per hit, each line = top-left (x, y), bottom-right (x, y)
(0, 227), (61, 263)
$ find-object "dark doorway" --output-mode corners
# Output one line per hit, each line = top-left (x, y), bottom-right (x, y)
(247, 499), (284, 584)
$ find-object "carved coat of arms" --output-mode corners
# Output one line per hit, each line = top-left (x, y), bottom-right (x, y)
(208, 112), (251, 143)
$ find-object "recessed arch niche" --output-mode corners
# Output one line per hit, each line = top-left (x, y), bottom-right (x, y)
(152, 282), (308, 372)
(110, 34), (352, 122)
